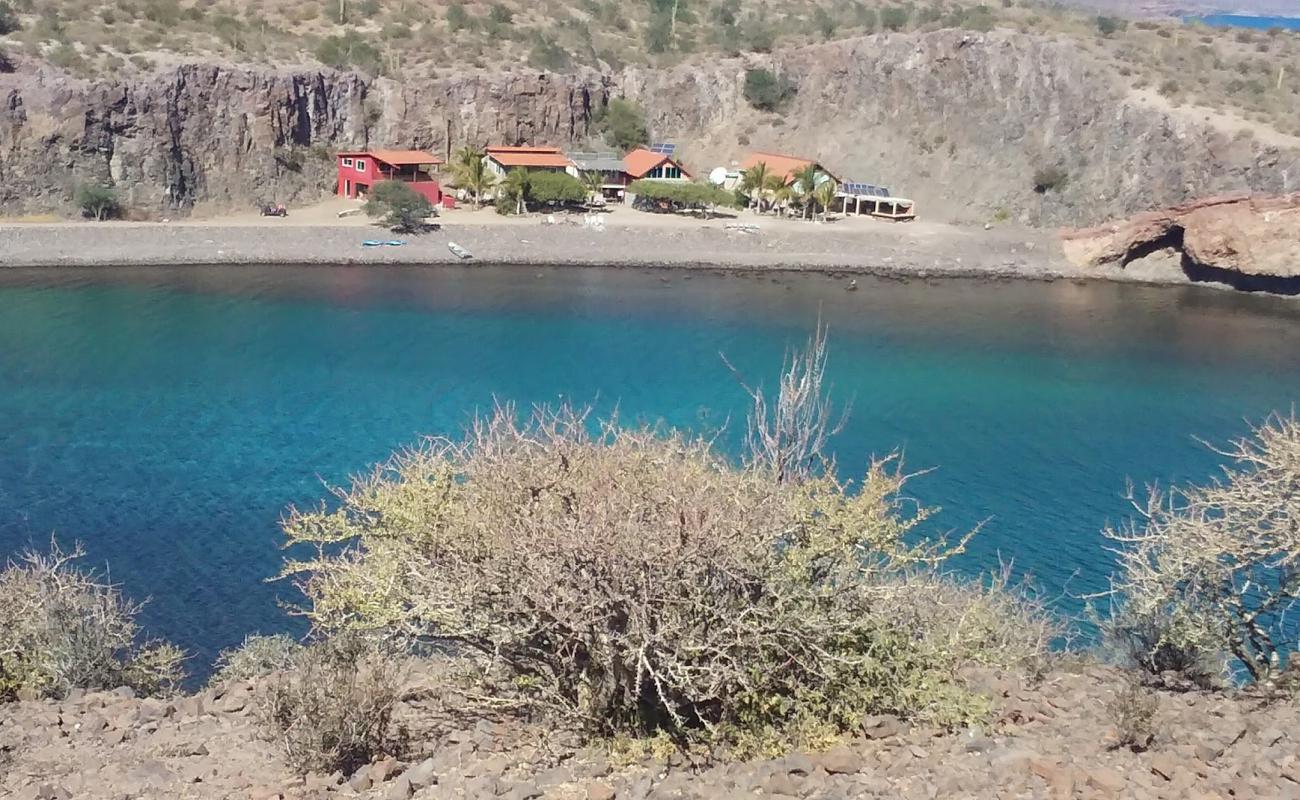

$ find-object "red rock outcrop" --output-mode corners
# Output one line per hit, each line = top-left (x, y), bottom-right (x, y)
(1061, 193), (1300, 287)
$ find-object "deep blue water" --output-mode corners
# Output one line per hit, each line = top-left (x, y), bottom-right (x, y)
(1189, 14), (1300, 30)
(2, 265), (1300, 676)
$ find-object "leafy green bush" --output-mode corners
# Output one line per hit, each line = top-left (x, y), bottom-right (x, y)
(281, 396), (1055, 750)
(75, 183), (120, 221)
(0, 542), (185, 701)
(598, 98), (649, 151)
(524, 171), (586, 206)
(256, 635), (402, 776)
(1095, 15), (1127, 37)
(743, 67), (797, 112)
(629, 179), (734, 215)
(209, 634), (303, 689)
(364, 181), (433, 232)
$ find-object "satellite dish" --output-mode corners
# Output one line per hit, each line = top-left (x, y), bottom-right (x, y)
(708, 166), (729, 186)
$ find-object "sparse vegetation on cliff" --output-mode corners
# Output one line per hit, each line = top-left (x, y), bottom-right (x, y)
(0, 541), (185, 701)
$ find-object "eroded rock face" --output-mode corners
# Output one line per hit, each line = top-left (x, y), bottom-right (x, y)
(1060, 193), (1300, 290)
(1, 30), (1297, 224)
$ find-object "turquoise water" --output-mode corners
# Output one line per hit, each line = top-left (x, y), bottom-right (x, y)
(2, 265), (1300, 675)
(1189, 14), (1300, 30)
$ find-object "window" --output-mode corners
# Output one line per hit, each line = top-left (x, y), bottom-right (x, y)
(342, 157), (354, 167)
(355, 160), (367, 173)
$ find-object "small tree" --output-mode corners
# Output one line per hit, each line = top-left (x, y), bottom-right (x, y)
(0, 1), (19, 35)
(76, 183), (120, 221)
(364, 181), (433, 232)
(496, 167), (530, 215)
(743, 67), (797, 112)
(449, 145), (496, 208)
(1031, 165), (1068, 194)
(1102, 414), (1300, 685)
(527, 171), (587, 208)
(880, 5), (910, 31)
(599, 98), (650, 152)
(1095, 16), (1126, 37)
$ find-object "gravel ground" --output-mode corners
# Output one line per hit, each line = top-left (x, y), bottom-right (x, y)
(0, 217), (1113, 284)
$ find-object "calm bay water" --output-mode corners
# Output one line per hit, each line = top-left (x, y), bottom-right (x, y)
(1189, 14), (1300, 30)
(2, 264), (1300, 674)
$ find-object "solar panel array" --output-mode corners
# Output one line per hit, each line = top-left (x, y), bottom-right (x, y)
(841, 182), (891, 197)
(649, 143), (677, 155)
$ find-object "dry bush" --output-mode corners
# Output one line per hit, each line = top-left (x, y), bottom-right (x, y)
(280, 396), (1055, 750)
(1101, 414), (1300, 686)
(256, 634), (403, 776)
(209, 633), (303, 689)
(0, 541), (185, 701)
(1106, 674), (1158, 751)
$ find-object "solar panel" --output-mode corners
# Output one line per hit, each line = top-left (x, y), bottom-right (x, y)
(650, 143), (677, 155)
(842, 182), (891, 197)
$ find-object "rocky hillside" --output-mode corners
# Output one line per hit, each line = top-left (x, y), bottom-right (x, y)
(1, 30), (1297, 225)
(4, 661), (1300, 799)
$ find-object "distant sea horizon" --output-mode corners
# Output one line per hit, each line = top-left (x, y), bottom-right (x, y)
(1186, 13), (1300, 31)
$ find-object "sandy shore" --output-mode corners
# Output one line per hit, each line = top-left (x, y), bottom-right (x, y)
(1, 202), (1095, 282)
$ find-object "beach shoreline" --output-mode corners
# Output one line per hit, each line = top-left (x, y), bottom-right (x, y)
(0, 203), (1160, 287)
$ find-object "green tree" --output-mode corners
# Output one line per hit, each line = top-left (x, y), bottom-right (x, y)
(75, 183), (120, 221)
(527, 171), (587, 207)
(364, 181), (433, 232)
(599, 98), (649, 151)
(791, 163), (821, 220)
(740, 161), (773, 211)
(812, 6), (837, 40)
(743, 67), (796, 112)
(814, 178), (838, 221)
(1095, 15), (1126, 37)
(450, 145), (496, 208)
(581, 170), (607, 202)
(628, 179), (734, 217)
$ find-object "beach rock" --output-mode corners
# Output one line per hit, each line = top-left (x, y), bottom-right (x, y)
(586, 783), (617, 800)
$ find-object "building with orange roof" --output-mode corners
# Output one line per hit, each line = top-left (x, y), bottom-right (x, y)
(337, 149), (444, 204)
(622, 147), (692, 182)
(738, 151), (838, 185)
(483, 145), (573, 178)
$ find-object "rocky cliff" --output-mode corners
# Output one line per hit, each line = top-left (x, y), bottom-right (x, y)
(1, 30), (1297, 226)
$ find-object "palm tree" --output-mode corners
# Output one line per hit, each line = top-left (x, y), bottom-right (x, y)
(499, 167), (530, 215)
(814, 178), (838, 221)
(791, 163), (820, 220)
(764, 173), (788, 215)
(581, 170), (606, 205)
(450, 145), (495, 208)
(740, 161), (772, 212)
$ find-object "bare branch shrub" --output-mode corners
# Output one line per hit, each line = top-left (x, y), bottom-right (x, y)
(0, 540), (185, 701)
(1106, 675), (1158, 751)
(256, 634), (402, 776)
(209, 634), (304, 689)
(280, 402), (1053, 751)
(1101, 413), (1300, 685)
(725, 322), (849, 484)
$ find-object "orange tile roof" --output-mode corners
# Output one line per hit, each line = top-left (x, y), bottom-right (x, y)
(485, 145), (573, 169)
(338, 149), (442, 166)
(739, 152), (832, 183)
(622, 147), (692, 179)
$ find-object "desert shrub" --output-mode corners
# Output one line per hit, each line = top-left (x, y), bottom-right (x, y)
(1106, 675), (1158, 751)
(1101, 414), (1300, 686)
(0, 1), (19, 35)
(0, 541), (185, 701)
(880, 5), (910, 31)
(1031, 165), (1068, 193)
(1095, 16), (1126, 37)
(364, 181), (433, 232)
(209, 634), (303, 688)
(256, 635), (402, 776)
(597, 98), (649, 152)
(743, 67), (796, 112)
(0, 45), (12, 73)
(528, 34), (571, 71)
(315, 29), (382, 74)
(445, 1), (469, 31)
(281, 338), (1055, 750)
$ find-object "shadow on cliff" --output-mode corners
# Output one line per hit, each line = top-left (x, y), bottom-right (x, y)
(1121, 225), (1300, 296)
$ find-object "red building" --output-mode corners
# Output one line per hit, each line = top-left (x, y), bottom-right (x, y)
(336, 150), (444, 204)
